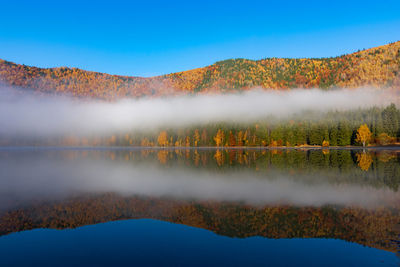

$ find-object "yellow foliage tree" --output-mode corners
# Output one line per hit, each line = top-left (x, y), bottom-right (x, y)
(213, 129), (225, 147)
(322, 140), (330, 147)
(157, 131), (168, 147)
(356, 124), (372, 147)
(193, 129), (200, 147)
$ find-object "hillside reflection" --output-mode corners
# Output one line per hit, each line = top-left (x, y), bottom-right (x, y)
(1, 193), (399, 252)
(0, 148), (399, 253)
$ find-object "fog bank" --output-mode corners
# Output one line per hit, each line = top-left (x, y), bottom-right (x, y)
(0, 87), (398, 137)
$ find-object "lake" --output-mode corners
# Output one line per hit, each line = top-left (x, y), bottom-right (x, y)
(0, 147), (399, 266)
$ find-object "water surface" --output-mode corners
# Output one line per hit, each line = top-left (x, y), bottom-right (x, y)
(0, 148), (399, 266)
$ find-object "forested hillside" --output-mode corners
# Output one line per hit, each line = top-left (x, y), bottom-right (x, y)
(0, 41), (399, 99)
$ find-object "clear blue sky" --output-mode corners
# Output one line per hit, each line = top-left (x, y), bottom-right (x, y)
(1, 0), (399, 77)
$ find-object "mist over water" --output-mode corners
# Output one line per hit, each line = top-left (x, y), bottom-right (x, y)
(0, 148), (398, 211)
(0, 86), (398, 137)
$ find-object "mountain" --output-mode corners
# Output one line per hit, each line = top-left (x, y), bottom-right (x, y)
(0, 41), (399, 99)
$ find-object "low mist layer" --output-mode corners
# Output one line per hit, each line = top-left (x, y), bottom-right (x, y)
(0, 149), (398, 210)
(0, 86), (398, 137)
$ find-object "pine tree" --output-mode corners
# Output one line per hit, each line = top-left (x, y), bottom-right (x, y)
(382, 103), (399, 137)
(329, 125), (338, 146)
(309, 124), (324, 145)
(337, 121), (351, 146)
(295, 124), (307, 145)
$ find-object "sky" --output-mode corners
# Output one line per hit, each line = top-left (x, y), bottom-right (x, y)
(0, 0), (399, 77)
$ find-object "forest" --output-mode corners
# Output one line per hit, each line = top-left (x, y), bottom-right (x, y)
(0, 41), (399, 99)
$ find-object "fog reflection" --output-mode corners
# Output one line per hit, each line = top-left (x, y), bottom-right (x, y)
(0, 148), (399, 211)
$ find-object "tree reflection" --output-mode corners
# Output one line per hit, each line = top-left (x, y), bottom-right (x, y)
(356, 152), (373, 171)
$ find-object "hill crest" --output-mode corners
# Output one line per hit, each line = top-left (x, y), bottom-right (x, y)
(0, 41), (399, 99)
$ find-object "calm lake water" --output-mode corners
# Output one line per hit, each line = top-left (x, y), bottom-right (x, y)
(0, 147), (399, 266)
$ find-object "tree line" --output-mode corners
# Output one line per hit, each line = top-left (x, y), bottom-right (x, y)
(0, 104), (398, 147)
(116, 104), (400, 148)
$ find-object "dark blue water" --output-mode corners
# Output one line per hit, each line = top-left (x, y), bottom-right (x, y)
(0, 219), (397, 267)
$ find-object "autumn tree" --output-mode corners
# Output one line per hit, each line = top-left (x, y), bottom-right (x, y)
(322, 140), (330, 147)
(185, 136), (191, 147)
(157, 131), (168, 147)
(193, 129), (200, 147)
(237, 131), (244, 146)
(228, 131), (236, 146)
(356, 124), (372, 147)
(377, 133), (393, 145)
(141, 137), (152, 147)
(213, 129), (225, 147)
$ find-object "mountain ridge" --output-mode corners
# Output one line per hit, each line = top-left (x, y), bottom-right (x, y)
(0, 41), (399, 99)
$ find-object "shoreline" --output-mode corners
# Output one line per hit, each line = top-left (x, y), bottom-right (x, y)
(0, 145), (399, 151)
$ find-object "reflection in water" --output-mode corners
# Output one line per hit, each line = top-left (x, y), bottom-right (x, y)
(0, 148), (399, 256)
(0, 193), (399, 253)
(1, 218), (398, 267)
(1, 148), (399, 208)
(0, 150), (400, 209)
(356, 151), (373, 171)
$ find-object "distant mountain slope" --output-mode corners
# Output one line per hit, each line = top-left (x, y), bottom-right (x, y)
(0, 41), (399, 99)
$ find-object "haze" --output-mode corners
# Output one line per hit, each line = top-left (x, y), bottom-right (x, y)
(0, 151), (397, 211)
(0, 86), (398, 138)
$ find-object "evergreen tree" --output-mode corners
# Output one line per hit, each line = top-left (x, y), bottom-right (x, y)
(329, 125), (338, 146)
(309, 124), (324, 145)
(271, 125), (284, 146)
(295, 124), (307, 145)
(337, 121), (351, 146)
(382, 103), (399, 137)
(373, 113), (384, 138)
